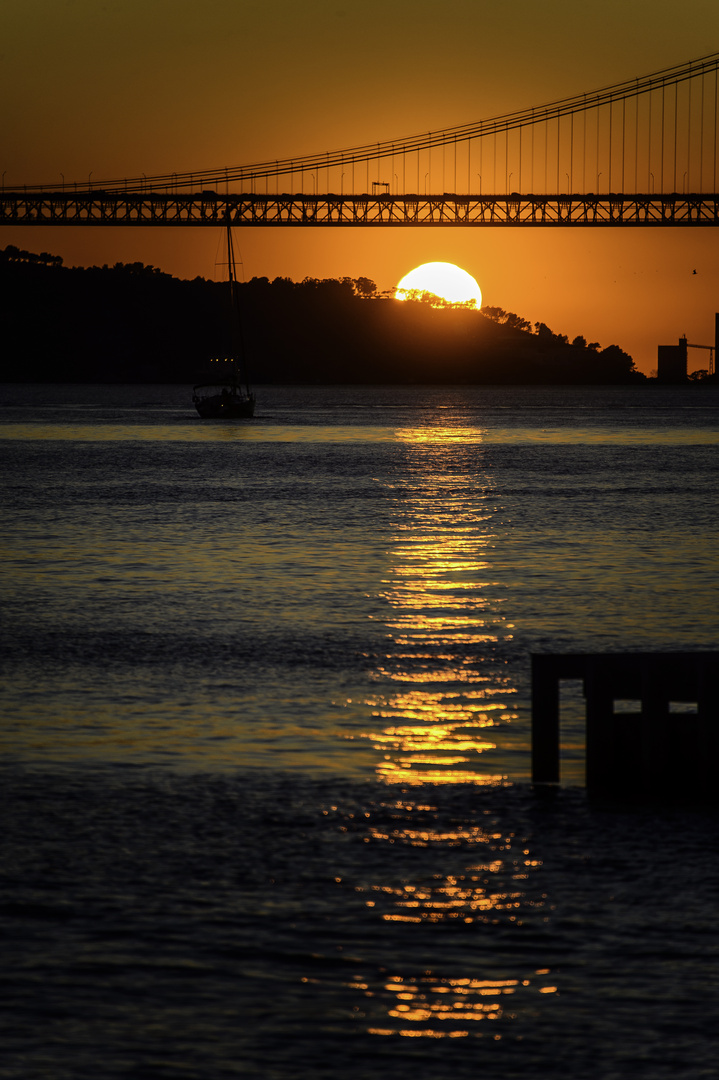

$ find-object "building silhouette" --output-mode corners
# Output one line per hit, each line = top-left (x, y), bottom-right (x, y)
(657, 314), (717, 382)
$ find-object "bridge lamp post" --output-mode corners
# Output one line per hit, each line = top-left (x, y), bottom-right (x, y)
(597, 171), (602, 192)
(1, 171), (5, 192)
(566, 173), (570, 193)
(60, 173), (64, 191)
(508, 172), (513, 193)
(683, 172), (687, 193)
(477, 174), (482, 194)
(424, 172), (428, 193)
(394, 173), (398, 194)
(650, 173), (654, 193)
(88, 171), (93, 190)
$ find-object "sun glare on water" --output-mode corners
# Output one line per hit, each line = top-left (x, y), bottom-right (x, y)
(395, 262), (482, 309)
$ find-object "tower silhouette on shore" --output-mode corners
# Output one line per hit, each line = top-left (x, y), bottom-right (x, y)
(657, 314), (717, 382)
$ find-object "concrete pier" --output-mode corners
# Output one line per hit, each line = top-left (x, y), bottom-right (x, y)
(531, 652), (719, 801)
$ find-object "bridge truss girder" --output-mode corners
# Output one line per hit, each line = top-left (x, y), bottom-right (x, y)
(2, 191), (719, 227)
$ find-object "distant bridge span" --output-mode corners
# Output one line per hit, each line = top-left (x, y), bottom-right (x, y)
(2, 191), (718, 227)
(3, 51), (719, 229)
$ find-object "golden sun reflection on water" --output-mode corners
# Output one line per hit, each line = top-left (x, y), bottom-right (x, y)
(363, 425), (516, 785)
(367, 968), (557, 1038)
(347, 807), (555, 1039)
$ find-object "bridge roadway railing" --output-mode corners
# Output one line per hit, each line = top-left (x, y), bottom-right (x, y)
(2, 191), (719, 227)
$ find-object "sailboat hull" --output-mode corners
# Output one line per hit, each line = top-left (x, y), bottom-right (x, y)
(193, 392), (255, 419)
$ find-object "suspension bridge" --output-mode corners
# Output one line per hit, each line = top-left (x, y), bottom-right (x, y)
(3, 52), (719, 228)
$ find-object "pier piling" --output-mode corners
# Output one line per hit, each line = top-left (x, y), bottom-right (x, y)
(531, 652), (719, 802)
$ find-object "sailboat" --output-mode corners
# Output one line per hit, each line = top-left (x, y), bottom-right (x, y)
(192, 223), (256, 418)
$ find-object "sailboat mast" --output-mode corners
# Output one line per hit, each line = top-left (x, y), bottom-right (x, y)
(226, 220), (237, 290)
(226, 221), (251, 396)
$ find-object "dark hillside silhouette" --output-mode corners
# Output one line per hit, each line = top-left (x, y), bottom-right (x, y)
(0, 245), (645, 384)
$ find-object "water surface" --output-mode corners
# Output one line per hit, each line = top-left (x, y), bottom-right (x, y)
(1, 383), (717, 1078)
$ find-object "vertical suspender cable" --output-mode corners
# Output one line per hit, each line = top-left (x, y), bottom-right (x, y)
(505, 124), (509, 192)
(467, 135), (471, 195)
(648, 90), (652, 192)
(493, 131), (497, 192)
(634, 83), (639, 193)
(669, 81), (673, 191)
(531, 111), (535, 192)
(687, 77), (692, 191)
(500, 125), (507, 193)
(582, 97), (586, 192)
(661, 81), (665, 193)
(622, 97), (626, 192)
(608, 97), (613, 191)
(695, 71), (703, 192)
(708, 65), (712, 192)
(556, 112), (560, 194)
(596, 103), (600, 190)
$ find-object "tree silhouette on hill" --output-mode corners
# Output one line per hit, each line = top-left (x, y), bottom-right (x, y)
(0, 246), (645, 385)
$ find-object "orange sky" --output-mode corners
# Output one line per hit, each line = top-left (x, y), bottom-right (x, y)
(3, 0), (719, 374)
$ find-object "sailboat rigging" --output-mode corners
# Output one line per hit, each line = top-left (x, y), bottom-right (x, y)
(192, 222), (256, 418)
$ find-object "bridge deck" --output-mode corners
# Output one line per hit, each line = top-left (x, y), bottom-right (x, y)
(2, 192), (719, 227)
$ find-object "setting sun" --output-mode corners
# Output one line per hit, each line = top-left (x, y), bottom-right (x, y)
(395, 262), (482, 309)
